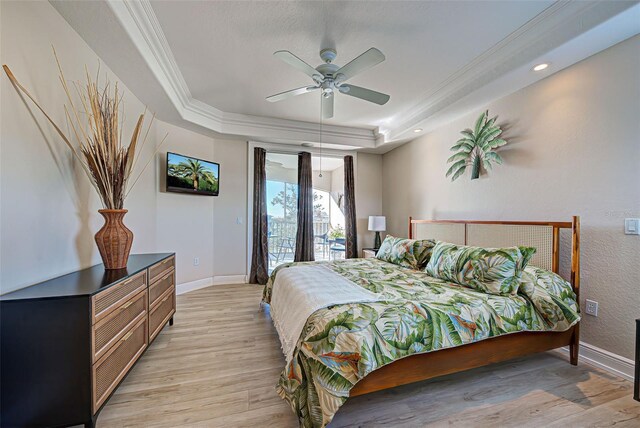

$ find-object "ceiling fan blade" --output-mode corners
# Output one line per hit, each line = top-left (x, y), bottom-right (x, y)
(274, 51), (323, 81)
(334, 48), (385, 82)
(339, 84), (390, 105)
(266, 86), (319, 102)
(322, 94), (334, 119)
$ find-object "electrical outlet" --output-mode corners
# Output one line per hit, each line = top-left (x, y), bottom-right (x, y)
(193, 257), (200, 266)
(585, 299), (598, 316)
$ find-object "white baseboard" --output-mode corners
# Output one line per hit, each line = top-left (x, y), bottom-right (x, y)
(176, 275), (247, 295)
(176, 277), (214, 295)
(555, 341), (635, 382)
(212, 274), (248, 285)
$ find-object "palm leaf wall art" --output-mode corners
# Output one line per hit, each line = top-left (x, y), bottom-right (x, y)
(446, 110), (508, 181)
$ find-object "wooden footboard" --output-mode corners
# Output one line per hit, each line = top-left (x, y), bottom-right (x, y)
(350, 327), (576, 396)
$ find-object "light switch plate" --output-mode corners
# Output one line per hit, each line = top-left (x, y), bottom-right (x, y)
(624, 218), (640, 235)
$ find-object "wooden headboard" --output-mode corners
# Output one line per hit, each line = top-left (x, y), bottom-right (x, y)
(408, 216), (580, 297)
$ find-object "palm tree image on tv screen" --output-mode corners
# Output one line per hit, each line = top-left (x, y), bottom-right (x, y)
(167, 152), (219, 195)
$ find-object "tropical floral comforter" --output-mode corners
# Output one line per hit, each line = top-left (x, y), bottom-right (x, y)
(262, 258), (580, 427)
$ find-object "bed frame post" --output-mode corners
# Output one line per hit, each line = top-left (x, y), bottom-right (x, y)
(570, 215), (580, 365)
(552, 226), (560, 274)
(408, 216), (413, 239)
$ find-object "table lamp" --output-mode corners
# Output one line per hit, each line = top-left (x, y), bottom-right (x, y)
(368, 216), (386, 249)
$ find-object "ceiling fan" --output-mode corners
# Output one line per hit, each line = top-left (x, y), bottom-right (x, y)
(266, 47), (390, 119)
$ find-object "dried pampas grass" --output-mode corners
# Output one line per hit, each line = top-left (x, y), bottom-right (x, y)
(3, 48), (166, 209)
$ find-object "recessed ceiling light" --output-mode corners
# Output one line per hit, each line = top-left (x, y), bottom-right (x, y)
(413, 128), (423, 133)
(533, 63), (549, 71)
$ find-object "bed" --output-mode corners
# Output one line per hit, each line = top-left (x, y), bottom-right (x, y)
(262, 217), (581, 427)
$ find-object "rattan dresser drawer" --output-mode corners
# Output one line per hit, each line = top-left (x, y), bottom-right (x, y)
(148, 256), (175, 284)
(92, 289), (147, 363)
(92, 271), (146, 323)
(92, 316), (147, 413)
(149, 286), (175, 342)
(149, 269), (175, 307)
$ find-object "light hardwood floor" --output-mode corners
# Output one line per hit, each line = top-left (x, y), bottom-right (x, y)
(98, 284), (639, 427)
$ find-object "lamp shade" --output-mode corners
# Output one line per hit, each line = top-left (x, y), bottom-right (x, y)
(368, 216), (386, 232)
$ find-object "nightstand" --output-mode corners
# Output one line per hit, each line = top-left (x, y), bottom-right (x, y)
(362, 248), (378, 258)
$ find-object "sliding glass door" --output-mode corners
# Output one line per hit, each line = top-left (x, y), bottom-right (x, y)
(264, 152), (346, 270)
(266, 153), (298, 270)
(312, 156), (346, 262)
(312, 187), (346, 261)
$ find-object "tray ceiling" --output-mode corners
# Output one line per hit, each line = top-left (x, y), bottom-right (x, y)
(150, 0), (552, 128)
(51, 0), (640, 151)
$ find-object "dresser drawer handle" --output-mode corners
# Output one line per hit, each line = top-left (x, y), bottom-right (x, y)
(161, 294), (171, 304)
(121, 300), (134, 310)
(121, 331), (134, 342)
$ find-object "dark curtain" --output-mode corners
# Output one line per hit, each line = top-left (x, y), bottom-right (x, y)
(249, 148), (269, 284)
(294, 152), (315, 262)
(344, 155), (358, 258)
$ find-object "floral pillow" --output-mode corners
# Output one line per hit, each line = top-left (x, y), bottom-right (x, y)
(424, 241), (536, 295)
(375, 235), (436, 270)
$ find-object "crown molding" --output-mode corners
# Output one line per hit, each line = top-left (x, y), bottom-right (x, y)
(383, 0), (638, 142)
(105, 0), (636, 150)
(108, 0), (378, 148)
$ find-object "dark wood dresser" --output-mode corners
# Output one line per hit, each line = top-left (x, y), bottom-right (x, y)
(0, 253), (176, 428)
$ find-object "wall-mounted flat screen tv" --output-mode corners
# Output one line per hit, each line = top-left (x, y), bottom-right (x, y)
(166, 152), (219, 196)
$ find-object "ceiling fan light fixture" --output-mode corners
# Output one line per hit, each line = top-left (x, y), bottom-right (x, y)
(533, 63), (549, 71)
(267, 47), (390, 119)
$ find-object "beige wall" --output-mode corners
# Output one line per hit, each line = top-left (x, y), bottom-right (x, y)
(0, 2), (380, 293)
(155, 121), (215, 285)
(356, 153), (383, 252)
(313, 169), (333, 193)
(154, 122), (247, 284)
(211, 139), (247, 277)
(0, 0), (379, 293)
(331, 165), (344, 196)
(0, 1), (248, 293)
(1, 0), (156, 292)
(382, 35), (640, 359)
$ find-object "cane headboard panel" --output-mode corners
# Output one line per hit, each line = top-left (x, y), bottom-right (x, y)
(408, 217), (580, 295)
(466, 224), (554, 271)
(413, 222), (465, 245)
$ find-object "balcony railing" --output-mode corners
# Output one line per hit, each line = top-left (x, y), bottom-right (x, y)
(267, 218), (339, 266)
